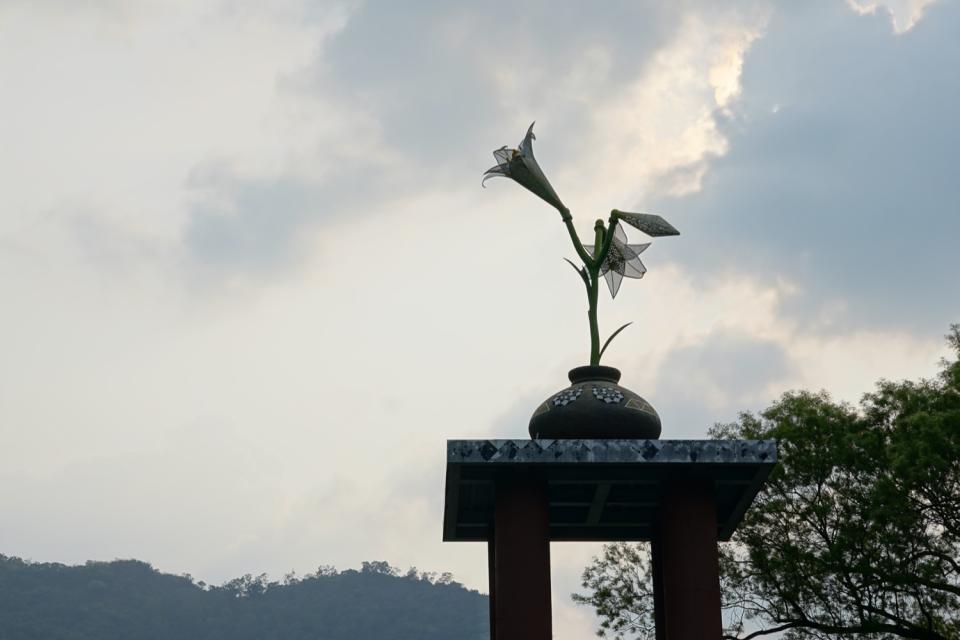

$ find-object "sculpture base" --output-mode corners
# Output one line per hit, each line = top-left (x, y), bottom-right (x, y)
(443, 439), (778, 640)
(443, 439), (776, 542)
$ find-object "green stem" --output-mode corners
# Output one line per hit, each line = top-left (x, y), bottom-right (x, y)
(596, 211), (619, 266)
(588, 220), (605, 365)
(559, 207), (595, 267)
(556, 206), (608, 365)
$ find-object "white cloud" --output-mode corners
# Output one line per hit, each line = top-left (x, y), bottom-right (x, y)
(0, 1), (351, 245)
(653, 0), (960, 331)
(562, 6), (770, 208)
(847, 0), (936, 32)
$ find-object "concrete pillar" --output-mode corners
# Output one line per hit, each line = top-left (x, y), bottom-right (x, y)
(491, 476), (552, 640)
(657, 478), (723, 640)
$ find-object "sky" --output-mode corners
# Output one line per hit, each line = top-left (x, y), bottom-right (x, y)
(1, 0), (958, 636)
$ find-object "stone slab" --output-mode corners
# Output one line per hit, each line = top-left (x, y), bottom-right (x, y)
(443, 439), (776, 542)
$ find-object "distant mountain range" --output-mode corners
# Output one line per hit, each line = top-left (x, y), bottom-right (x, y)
(0, 555), (488, 640)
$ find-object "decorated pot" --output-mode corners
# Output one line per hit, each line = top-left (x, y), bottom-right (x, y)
(529, 365), (661, 439)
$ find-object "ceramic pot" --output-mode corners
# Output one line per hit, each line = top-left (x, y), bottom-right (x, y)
(528, 365), (661, 439)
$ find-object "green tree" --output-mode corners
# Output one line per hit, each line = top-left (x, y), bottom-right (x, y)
(0, 556), (487, 639)
(575, 325), (960, 640)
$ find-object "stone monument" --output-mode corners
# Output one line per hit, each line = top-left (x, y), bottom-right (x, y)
(442, 124), (776, 640)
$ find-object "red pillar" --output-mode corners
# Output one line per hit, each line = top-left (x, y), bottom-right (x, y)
(491, 476), (552, 640)
(650, 534), (666, 640)
(657, 478), (723, 640)
(487, 537), (497, 640)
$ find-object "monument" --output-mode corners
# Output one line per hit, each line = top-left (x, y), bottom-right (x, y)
(442, 124), (776, 640)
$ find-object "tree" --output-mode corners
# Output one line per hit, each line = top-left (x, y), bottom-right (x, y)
(0, 556), (488, 640)
(219, 572), (271, 598)
(360, 560), (399, 576)
(575, 325), (960, 640)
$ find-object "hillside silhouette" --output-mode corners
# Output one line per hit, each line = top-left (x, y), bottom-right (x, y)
(0, 555), (488, 640)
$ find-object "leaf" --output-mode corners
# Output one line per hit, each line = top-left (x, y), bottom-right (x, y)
(564, 257), (591, 290)
(613, 211), (679, 237)
(599, 322), (632, 360)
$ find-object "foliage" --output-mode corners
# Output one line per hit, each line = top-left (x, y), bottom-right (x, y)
(0, 556), (487, 640)
(572, 541), (655, 638)
(575, 325), (960, 640)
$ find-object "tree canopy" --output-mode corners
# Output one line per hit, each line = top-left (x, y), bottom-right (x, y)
(0, 556), (487, 640)
(576, 325), (960, 640)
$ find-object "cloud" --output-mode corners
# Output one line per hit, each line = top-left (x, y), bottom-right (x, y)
(650, 329), (796, 436)
(176, 1), (769, 276)
(183, 176), (322, 273)
(312, 1), (687, 164)
(847, 0), (936, 32)
(170, 1), (684, 274)
(2, 4), (959, 640)
(0, 0), (354, 277)
(651, 0), (960, 332)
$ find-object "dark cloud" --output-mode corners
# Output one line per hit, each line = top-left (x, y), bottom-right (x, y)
(184, 176), (322, 272)
(642, 330), (795, 437)
(317, 0), (684, 164)
(181, 157), (399, 272)
(651, 1), (960, 331)
(180, 1), (688, 273)
(179, 0), (960, 318)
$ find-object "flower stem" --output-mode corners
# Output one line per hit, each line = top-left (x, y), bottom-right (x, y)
(560, 207), (594, 267)
(588, 219), (605, 365)
(598, 211), (619, 264)
(557, 206), (608, 365)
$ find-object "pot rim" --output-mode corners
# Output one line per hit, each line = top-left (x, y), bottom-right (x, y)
(568, 365), (622, 384)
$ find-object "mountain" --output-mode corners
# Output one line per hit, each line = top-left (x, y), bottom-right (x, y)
(0, 555), (488, 640)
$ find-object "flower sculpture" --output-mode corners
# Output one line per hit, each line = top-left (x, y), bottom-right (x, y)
(585, 224), (650, 298)
(482, 122), (565, 211)
(483, 123), (679, 365)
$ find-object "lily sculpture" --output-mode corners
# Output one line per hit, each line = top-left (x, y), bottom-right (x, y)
(483, 123), (679, 367)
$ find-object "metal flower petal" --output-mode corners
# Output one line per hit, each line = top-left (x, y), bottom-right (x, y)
(482, 122), (565, 211)
(613, 210), (680, 237)
(585, 225), (650, 298)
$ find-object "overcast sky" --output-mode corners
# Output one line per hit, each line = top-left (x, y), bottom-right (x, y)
(1, 0), (958, 636)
